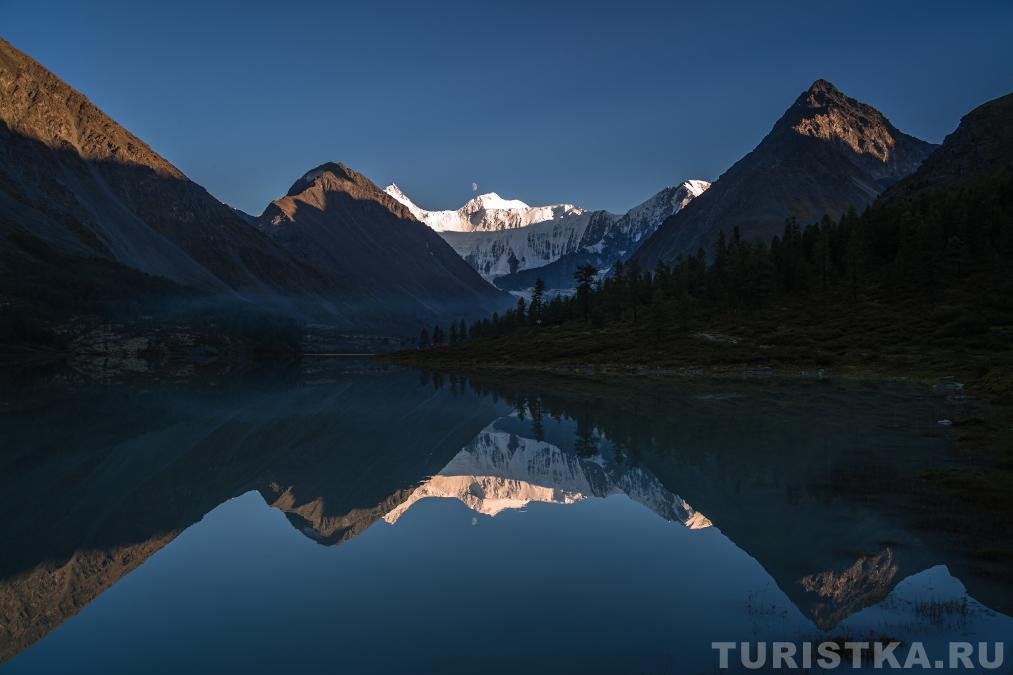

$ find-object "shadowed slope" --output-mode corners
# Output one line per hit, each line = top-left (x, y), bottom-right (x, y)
(0, 38), (320, 295)
(0, 38), (507, 340)
(634, 80), (937, 266)
(881, 92), (1013, 200)
(257, 162), (512, 330)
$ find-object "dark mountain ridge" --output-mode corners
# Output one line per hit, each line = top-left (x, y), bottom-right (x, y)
(256, 162), (511, 330)
(633, 79), (937, 267)
(881, 91), (1013, 199)
(0, 38), (507, 348)
(0, 38), (318, 295)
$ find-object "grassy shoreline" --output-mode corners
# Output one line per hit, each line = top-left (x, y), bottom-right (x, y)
(380, 329), (1011, 398)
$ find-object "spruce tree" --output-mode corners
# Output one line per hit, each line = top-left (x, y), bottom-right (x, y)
(574, 264), (596, 323)
(515, 296), (527, 326)
(626, 259), (641, 323)
(529, 279), (545, 325)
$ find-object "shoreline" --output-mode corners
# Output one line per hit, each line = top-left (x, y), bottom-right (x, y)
(375, 350), (988, 390)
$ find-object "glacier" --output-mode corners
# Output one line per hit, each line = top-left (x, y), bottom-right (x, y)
(385, 179), (710, 290)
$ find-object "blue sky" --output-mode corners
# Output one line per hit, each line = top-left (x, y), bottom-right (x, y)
(3, 0), (1011, 214)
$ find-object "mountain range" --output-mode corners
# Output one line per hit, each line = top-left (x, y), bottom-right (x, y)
(0, 37), (508, 345)
(0, 35), (968, 352)
(386, 180), (710, 291)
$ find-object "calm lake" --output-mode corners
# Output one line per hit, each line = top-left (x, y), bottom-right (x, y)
(1, 359), (1010, 673)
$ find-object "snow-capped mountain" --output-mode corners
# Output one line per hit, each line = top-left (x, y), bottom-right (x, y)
(439, 213), (606, 279)
(385, 184), (585, 233)
(385, 184), (599, 279)
(385, 180), (709, 290)
(608, 180), (710, 247)
(494, 179), (710, 292)
(383, 420), (712, 529)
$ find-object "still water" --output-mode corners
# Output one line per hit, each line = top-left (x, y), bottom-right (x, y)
(0, 360), (1010, 673)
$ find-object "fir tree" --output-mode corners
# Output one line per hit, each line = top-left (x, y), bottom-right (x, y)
(574, 264), (596, 323)
(515, 296), (527, 326)
(529, 279), (545, 325)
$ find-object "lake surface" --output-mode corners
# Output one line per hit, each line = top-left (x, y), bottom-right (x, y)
(1, 360), (1010, 673)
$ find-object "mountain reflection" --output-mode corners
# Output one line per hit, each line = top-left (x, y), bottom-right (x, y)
(0, 361), (1008, 666)
(385, 418), (711, 529)
(0, 363), (503, 662)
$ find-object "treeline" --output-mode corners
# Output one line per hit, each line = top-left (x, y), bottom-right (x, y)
(419, 168), (1013, 347)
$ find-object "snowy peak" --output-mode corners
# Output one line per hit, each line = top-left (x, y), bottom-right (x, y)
(461, 192), (531, 214)
(382, 182), (414, 207)
(629, 180), (711, 219)
(383, 183), (427, 220)
(681, 179), (711, 199)
(583, 179), (712, 254)
(383, 183), (586, 233)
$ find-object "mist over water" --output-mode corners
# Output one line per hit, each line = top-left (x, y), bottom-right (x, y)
(0, 359), (1009, 673)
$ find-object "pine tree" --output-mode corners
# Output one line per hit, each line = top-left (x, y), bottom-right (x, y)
(418, 328), (430, 349)
(529, 279), (545, 325)
(438, 164), (1013, 353)
(574, 264), (596, 323)
(515, 296), (527, 326)
(817, 214), (834, 292)
(626, 259), (641, 323)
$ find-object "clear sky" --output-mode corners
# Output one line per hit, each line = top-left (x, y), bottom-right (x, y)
(3, 0), (1011, 214)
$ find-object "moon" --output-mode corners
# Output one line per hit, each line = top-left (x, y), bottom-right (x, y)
(471, 182), (478, 192)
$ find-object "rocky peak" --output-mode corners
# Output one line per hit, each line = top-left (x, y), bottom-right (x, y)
(269, 161), (416, 223)
(806, 78), (841, 96)
(778, 79), (901, 163)
(631, 81), (936, 268)
(286, 162), (364, 196)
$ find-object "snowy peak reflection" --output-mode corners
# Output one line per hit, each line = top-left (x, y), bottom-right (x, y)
(384, 416), (711, 529)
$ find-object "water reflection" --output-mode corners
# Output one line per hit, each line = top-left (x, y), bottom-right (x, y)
(385, 418), (711, 529)
(0, 361), (1009, 672)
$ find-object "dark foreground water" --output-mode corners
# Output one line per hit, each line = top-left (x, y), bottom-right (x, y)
(0, 360), (1010, 673)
